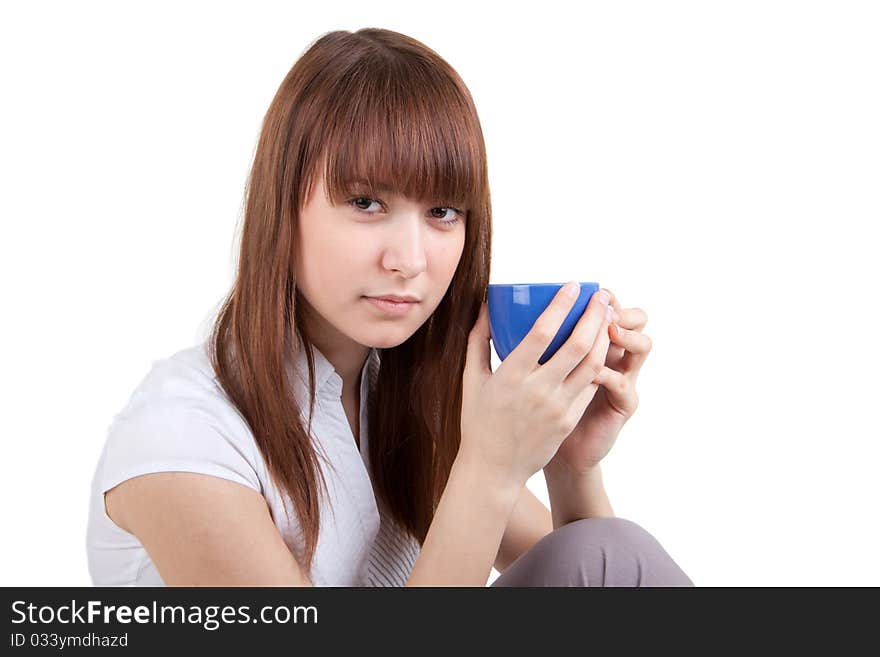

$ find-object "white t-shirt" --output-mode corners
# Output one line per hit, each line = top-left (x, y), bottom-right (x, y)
(86, 337), (421, 586)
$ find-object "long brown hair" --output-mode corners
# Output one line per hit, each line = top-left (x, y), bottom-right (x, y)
(208, 28), (492, 579)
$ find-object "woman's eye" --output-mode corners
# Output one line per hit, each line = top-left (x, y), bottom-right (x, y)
(429, 207), (462, 225)
(349, 197), (382, 212)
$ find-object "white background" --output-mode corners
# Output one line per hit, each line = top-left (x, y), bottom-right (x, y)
(2, 1), (878, 586)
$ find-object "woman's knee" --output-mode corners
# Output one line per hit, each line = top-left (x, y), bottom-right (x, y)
(540, 517), (694, 587)
(565, 517), (661, 552)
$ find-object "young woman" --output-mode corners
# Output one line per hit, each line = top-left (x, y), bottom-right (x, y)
(86, 28), (693, 587)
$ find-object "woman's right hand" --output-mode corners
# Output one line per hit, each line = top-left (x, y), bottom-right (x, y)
(459, 282), (614, 490)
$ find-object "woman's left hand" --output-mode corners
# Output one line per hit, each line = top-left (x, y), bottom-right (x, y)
(545, 289), (652, 475)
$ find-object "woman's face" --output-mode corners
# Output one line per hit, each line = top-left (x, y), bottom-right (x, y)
(295, 170), (466, 350)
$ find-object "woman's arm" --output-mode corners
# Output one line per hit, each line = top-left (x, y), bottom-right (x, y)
(105, 471), (312, 586)
(491, 467), (613, 572)
(493, 486), (553, 572)
(406, 454), (522, 586)
(543, 461), (614, 530)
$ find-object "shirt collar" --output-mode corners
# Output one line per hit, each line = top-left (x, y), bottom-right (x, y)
(288, 333), (380, 403)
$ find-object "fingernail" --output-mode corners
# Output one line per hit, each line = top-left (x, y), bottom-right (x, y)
(598, 290), (610, 305)
(605, 304), (613, 321)
(563, 281), (580, 298)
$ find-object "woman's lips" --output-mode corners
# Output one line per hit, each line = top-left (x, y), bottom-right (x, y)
(363, 296), (419, 316)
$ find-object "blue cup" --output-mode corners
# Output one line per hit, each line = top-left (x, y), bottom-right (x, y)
(488, 282), (601, 365)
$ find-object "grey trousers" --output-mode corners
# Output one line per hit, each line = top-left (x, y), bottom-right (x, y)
(490, 517), (694, 587)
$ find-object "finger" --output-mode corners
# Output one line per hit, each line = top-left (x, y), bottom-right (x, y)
(539, 287), (612, 382)
(605, 321), (626, 365)
(503, 281), (582, 376)
(464, 302), (492, 382)
(612, 306), (648, 331)
(561, 302), (613, 399)
(600, 287), (648, 331)
(610, 323), (652, 375)
(593, 366), (639, 417)
(598, 288), (627, 363)
(601, 287), (622, 316)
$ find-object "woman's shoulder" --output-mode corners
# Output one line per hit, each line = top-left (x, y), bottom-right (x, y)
(100, 341), (265, 490)
(125, 340), (219, 399)
(109, 341), (236, 425)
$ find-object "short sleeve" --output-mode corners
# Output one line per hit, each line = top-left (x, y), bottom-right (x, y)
(99, 399), (263, 496)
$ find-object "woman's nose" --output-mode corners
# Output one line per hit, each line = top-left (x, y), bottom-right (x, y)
(381, 221), (428, 277)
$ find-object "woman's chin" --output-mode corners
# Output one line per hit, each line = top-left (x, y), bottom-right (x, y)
(358, 328), (418, 350)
